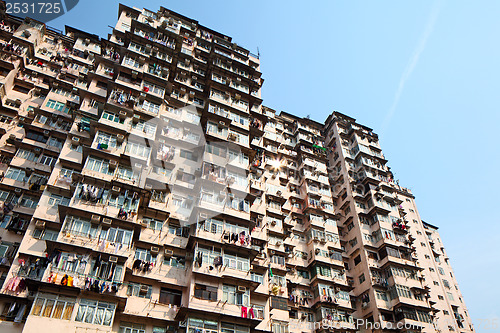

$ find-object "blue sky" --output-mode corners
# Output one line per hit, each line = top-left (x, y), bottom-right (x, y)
(51, 1), (499, 330)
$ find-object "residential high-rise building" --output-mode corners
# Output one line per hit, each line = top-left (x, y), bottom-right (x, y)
(0, 2), (473, 333)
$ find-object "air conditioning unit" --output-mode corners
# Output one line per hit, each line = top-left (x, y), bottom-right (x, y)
(84, 38), (91, 45)
(139, 56), (146, 64)
(140, 220), (149, 227)
(276, 241), (282, 246)
(116, 134), (125, 143)
(145, 184), (153, 190)
(269, 250), (275, 255)
(315, 248), (320, 254)
(270, 220), (277, 226)
(320, 238), (326, 244)
(164, 249), (174, 256)
(199, 213), (208, 219)
(43, 130), (50, 136)
(132, 114), (141, 123)
(91, 214), (101, 224)
(14, 188), (22, 193)
(34, 220), (45, 229)
(139, 92), (146, 101)
(237, 286), (246, 293)
(102, 218), (112, 226)
(34, 147), (41, 153)
(119, 110), (127, 119)
(109, 160), (118, 169)
(111, 185), (120, 193)
(276, 190), (282, 196)
(140, 285), (149, 293)
(151, 246), (160, 254)
(109, 256), (118, 263)
(218, 120), (225, 128)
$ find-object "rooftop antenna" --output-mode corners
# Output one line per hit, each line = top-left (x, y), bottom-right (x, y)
(257, 47), (260, 59)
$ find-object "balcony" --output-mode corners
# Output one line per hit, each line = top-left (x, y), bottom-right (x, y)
(122, 296), (179, 321)
(55, 231), (134, 258)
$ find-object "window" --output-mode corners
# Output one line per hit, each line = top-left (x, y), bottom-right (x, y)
(131, 120), (157, 136)
(90, 259), (123, 283)
(222, 285), (249, 306)
(126, 282), (152, 298)
(123, 56), (140, 68)
(37, 154), (57, 167)
(359, 274), (365, 284)
(251, 272), (264, 284)
(270, 296), (287, 310)
(33, 228), (59, 241)
(47, 136), (64, 148)
(221, 322), (249, 333)
(129, 41), (146, 54)
(163, 255), (185, 269)
(116, 165), (140, 182)
(135, 248), (156, 263)
(63, 216), (98, 239)
(271, 321), (289, 333)
(75, 299), (115, 326)
(125, 142), (151, 158)
(119, 323), (145, 333)
(31, 293), (75, 320)
(5, 168), (27, 181)
(159, 288), (182, 305)
(16, 148), (36, 161)
(438, 267), (445, 275)
(188, 318), (218, 333)
(180, 149), (197, 161)
(297, 269), (310, 279)
(143, 81), (165, 96)
(0, 190), (10, 201)
(447, 292), (454, 301)
(143, 217), (163, 231)
(205, 143), (227, 157)
(85, 156), (113, 175)
(376, 290), (388, 301)
(194, 284), (217, 301)
(142, 100), (160, 115)
(19, 195), (38, 209)
(102, 111), (124, 124)
(96, 131), (119, 148)
(46, 99), (70, 113)
(153, 327), (168, 333)
(48, 194), (70, 207)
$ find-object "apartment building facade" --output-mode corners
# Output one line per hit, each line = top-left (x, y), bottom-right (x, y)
(0, 2), (473, 333)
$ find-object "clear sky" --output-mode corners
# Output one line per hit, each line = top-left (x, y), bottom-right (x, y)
(50, 1), (499, 330)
